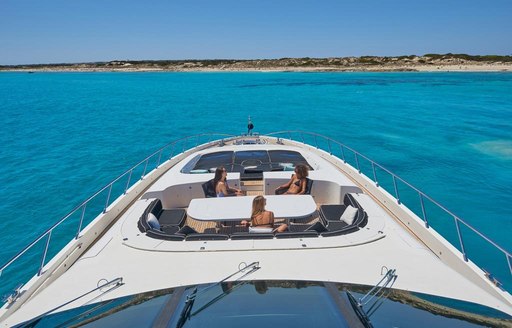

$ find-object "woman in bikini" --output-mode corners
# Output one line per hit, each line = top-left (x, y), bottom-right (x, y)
(243, 196), (287, 233)
(214, 166), (244, 197)
(275, 164), (309, 195)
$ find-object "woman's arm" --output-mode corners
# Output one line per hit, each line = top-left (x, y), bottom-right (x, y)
(277, 174), (295, 190)
(226, 181), (243, 195)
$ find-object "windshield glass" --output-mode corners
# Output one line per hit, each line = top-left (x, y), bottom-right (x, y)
(187, 150), (311, 173)
(169, 281), (349, 328)
(17, 281), (511, 327)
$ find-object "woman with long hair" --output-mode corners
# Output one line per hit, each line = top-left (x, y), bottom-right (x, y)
(243, 196), (287, 233)
(275, 164), (309, 195)
(214, 166), (244, 197)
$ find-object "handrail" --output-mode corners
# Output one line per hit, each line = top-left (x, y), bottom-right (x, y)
(267, 130), (512, 279)
(0, 133), (235, 280)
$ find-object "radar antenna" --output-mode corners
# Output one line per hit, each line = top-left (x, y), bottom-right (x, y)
(247, 116), (254, 136)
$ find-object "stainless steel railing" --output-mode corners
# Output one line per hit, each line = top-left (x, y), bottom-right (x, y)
(268, 130), (512, 283)
(0, 133), (235, 296)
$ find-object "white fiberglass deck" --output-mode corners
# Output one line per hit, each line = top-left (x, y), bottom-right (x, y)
(3, 192), (511, 326)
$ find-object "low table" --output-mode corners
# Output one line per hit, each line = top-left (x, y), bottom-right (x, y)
(187, 195), (317, 221)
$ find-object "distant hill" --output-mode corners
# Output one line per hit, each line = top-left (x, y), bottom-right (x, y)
(2, 54), (512, 72)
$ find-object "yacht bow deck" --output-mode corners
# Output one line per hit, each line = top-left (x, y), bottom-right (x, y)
(1, 135), (511, 326)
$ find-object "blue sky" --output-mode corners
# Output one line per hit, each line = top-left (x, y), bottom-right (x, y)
(1, 0), (511, 65)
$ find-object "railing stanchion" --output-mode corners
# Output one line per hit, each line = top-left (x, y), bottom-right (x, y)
(355, 153), (361, 173)
(38, 232), (52, 276)
(314, 135), (318, 148)
(328, 139), (332, 155)
(124, 169), (133, 194)
(454, 217), (468, 262)
(300, 133), (305, 144)
(196, 135), (200, 147)
(505, 254), (512, 275)
(76, 204), (87, 239)
(103, 184), (113, 213)
(392, 176), (401, 204)
(340, 145), (347, 163)
(419, 193), (429, 228)
(141, 158), (149, 179)
(169, 144), (176, 159)
(288, 132), (292, 140)
(156, 149), (163, 168)
(371, 162), (379, 187)
(507, 254), (512, 276)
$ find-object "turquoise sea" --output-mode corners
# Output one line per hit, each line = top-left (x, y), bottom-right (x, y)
(0, 72), (511, 298)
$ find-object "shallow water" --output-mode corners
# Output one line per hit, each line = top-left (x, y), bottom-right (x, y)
(0, 72), (511, 296)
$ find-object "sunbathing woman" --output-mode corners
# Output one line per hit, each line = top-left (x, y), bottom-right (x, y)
(243, 196), (287, 233)
(275, 164), (309, 195)
(214, 166), (244, 197)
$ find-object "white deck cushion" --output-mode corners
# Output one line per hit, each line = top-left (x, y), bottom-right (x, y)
(147, 213), (161, 230)
(340, 205), (358, 225)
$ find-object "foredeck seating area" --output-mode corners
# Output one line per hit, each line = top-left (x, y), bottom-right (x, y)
(137, 193), (367, 241)
(290, 194), (368, 236)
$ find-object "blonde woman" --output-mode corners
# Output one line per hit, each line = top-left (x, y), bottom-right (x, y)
(243, 196), (287, 233)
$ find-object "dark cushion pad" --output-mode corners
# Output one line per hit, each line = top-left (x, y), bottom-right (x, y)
(159, 209), (186, 226)
(178, 225), (198, 235)
(306, 221), (328, 233)
(230, 233), (274, 240)
(186, 234), (229, 241)
(275, 231), (318, 239)
(146, 229), (185, 241)
(320, 204), (347, 222)
(326, 220), (349, 230)
(161, 226), (180, 234)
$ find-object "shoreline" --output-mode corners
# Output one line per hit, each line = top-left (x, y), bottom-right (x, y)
(3, 55), (511, 73)
(2, 64), (511, 73)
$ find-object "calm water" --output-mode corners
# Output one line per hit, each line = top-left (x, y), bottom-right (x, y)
(0, 72), (511, 297)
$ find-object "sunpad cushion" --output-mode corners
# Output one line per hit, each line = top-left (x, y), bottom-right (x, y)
(340, 205), (358, 225)
(147, 213), (161, 230)
(306, 221), (328, 233)
(178, 225), (198, 235)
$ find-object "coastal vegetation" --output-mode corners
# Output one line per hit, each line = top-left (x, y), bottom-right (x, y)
(1, 54), (511, 72)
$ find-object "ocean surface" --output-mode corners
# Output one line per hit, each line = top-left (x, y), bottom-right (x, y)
(0, 72), (511, 298)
